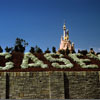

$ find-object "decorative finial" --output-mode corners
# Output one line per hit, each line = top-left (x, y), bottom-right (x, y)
(63, 20), (66, 30)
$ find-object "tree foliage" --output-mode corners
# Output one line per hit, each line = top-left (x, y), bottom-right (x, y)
(65, 48), (70, 55)
(0, 46), (3, 53)
(78, 50), (88, 55)
(72, 49), (76, 54)
(45, 48), (51, 53)
(13, 38), (28, 53)
(35, 45), (43, 53)
(30, 47), (35, 53)
(52, 46), (56, 53)
(59, 49), (65, 55)
(5, 46), (13, 53)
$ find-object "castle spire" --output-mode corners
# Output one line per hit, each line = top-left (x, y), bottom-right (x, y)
(63, 21), (66, 30)
(63, 22), (67, 40)
(66, 29), (69, 40)
(59, 22), (75, 52)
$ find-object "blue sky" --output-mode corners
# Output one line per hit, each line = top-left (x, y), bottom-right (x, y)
(0, 0), (100, 52)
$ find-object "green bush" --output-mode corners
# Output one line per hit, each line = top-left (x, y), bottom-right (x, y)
(30, 47), (35, 53)
(0, 46), (3, 53)
(5, 46), (13, 53)
(45, 48), (51, 53)
(52, 46), (56, 53)
(35, 45), (43, 53)
(13, 37), (28, 53)
(59, 50), (65, 55)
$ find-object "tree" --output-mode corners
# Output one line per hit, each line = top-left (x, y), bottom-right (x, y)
(59, 49), (65, 55)
(78, 49), (81, 53)
(97, 52), (100, 55)
(30, 47), (35, 53)
(45, 48), (51, 53)
(65, 48), (70, 55)
(35, 45), (43, 53)
(52, 46), (56, 53)
(72, 49), (76, 54)
(13, 37), (28, 53)
(5, 46), (13, 53)
(0, 46), (3, 53)
(90, 48), (95, 54)
(79, 50), (88, 55)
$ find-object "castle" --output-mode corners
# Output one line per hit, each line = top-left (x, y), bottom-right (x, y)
(0, 23), (100, 99)
(59, 23), (74, 53)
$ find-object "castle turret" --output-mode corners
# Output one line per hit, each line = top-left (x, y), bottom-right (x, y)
(66, 29), (69, 40)
(63, 23), (69, 40)
(63, 23), (67, 40)
(59, 22), (75, 52)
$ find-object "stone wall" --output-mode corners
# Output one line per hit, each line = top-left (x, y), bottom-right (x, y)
(49, 71), (64, 99)
(0, 72), (6, 99)
(0, 71), (64, 99)
(0, 71), (100, 99)
(9, 72), (50, 99)
(64, 71), (100, 99)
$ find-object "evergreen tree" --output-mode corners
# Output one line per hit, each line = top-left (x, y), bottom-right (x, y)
(59, 49), (65, 55)
(79, 50), (87, 55)
(5, 46), (13, 53)
(72, 49), (76, 54)
(52, 46), (56, 53)
(0, 46), (3, 53)
(78, 49), (81, 53)
(90, 48), (95, 54)
(65, 48), (70, 55)
(30, 47), (35, 53)
(45, 48), (51, 53)
(13, 37), (28, 53)
(35, 45), (43, 53)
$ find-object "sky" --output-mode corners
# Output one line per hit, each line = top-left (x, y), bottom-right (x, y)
(0, 0), (100, 52)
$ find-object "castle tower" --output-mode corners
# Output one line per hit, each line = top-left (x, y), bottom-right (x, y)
(59, 23), (75, 53)
(63, 23), (66, 40)
(63, 23), (69, 40)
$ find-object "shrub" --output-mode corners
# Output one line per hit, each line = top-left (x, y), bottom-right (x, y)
(0, 46), (3, 53)
(78, 49), (81, 53)
(13, 37), (28, 53)
(87, 53), (100, 61)
(89, 48), (95, 54)
(0, 52), (13, 70)
(65, 48), (70, 55)
(72, 49), (76, 53)
(45, 48), (51, 53)
(52, 46), (56, 53)
(98, 55), (100, 60)
(35, 45), (43, 53)
(78, 50), (88, 55)
(69, 53), (98, 68)
(59, 49), (65, 55)
(44, 53), (73, 68)
(5, 46), (13, 53)
(30, 47), (35, 53)
(96, 52), (100, 55)
(0, 52), (12, 59)
(21, 52), (48, 69)
(0, 62), (14, 70)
